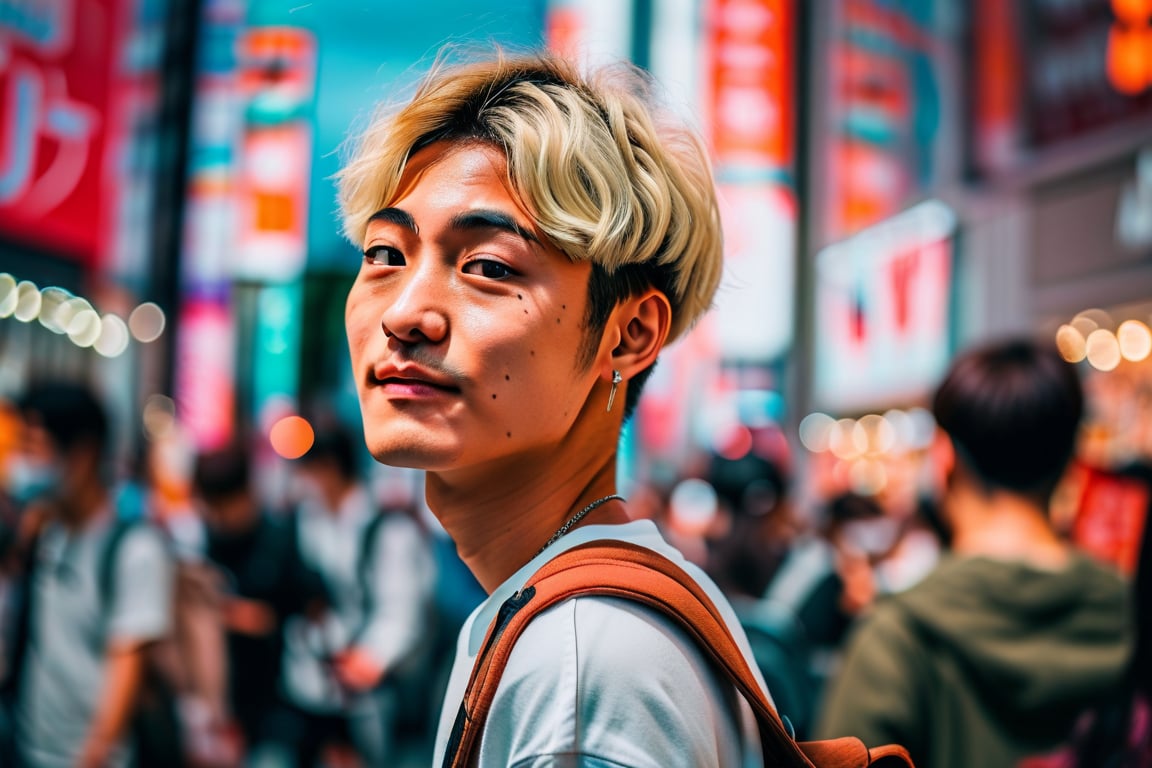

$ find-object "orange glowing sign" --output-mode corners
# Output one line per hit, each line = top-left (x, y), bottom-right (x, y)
(1109, 0), (1152, 95)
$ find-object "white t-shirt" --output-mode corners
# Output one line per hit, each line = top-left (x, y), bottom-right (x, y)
(282, 487), (435, 713)
(432, 519), (769, 768)
(17, 513), (174, 768)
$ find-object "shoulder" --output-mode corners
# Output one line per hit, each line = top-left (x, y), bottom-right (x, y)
(110, 520), (171, 567)
(487, 595), (746, 766)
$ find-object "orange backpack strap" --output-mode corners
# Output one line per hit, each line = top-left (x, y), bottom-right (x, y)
(441, 540), (914, 768)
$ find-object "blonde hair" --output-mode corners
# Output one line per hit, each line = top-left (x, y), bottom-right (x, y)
(337, 51), (722, 342)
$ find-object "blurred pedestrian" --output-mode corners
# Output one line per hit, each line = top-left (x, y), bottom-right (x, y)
(706, 451), (795, 603)
(1, 380), (174, 768)
(339, 50), (777, 767)
(190, 439), (328, 762)
(816, 338), (1133, 767)
(261, 422), (434, 767)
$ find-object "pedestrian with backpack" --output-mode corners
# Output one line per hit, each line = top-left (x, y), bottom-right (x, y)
(258, 421), (435, 767)
(1, 380), (174, 768)
(339, 49), (913, 768)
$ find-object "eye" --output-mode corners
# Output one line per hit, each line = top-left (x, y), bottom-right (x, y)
(463, 259), (515, 280)
(364, 245), (405, 267)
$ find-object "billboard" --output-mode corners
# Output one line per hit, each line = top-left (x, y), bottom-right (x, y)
(813, 200), (955, 413)
(0, 0), (127, 264)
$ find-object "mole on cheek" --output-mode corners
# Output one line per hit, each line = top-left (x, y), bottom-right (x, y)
(491, 394), (497, 399)
(505, 374), (510, 381)
(506, 431), (512, 438)
(530, 350), (535, 357)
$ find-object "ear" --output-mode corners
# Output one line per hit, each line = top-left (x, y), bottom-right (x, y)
(928, 429), (955, 493)
(597, 288), (671, 382)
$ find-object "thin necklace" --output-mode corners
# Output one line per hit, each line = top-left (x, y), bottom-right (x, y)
(535, 494), (624, 557)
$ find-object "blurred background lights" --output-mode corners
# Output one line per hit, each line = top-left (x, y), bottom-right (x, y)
(798, 412), (835, 452)
(858, 413), (896, 453)
(269, 415), (315, 459)
(905, 407), (937, 450)
(829, 418), (862, 460)
(1117, 319), (1152, 362)
(14, 281), (41, 322)
(142, 395), (178, 440)
(0, 274), (17, 317)
(67, 308), (103, 348)
(883, 408), (914, 450)
(36, 287), (72, 333)
(94, 314), (130, 358)
(128, 302), (166, 342)
(1086, 328), (1122, 371)
(1056, 323), (1088, 363)
(1070, 311), (1101, 338)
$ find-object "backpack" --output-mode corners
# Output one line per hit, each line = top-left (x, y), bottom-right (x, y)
(3, 516), (185, 766)
(441, 540), (915, 768)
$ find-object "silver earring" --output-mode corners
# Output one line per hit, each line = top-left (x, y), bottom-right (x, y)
(606, 370), (622, 413)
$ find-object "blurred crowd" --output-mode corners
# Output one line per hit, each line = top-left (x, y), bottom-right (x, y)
(0, 335), (1146, 767)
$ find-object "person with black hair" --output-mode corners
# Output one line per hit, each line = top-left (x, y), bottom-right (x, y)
(816, 339), (1133, 768)
(2, 380), (173, 768)
(262, 421), (435, 767)
(190, 439), (328, 759)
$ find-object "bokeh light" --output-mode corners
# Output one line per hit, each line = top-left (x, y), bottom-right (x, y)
(37, 287), (72, 333)
(94, 314), (130, 358)
(142, 395), (178, 440)
(67, 308), (103, 348)
(270, 415), (315, 459)
(14, 282), (41, 322)
(1086, 328), (1122, 371)
(1055, 323), (1088, 363)
(0, 274), (17, 318)
(128, 302), (167, 343)
(1117, 320), (1152, 362)
(798, 412), (835, 452)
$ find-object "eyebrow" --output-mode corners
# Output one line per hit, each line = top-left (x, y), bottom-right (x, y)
(448, 209), (539, 244)
(367, 207), (418, 233)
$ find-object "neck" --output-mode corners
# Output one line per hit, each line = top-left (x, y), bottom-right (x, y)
(946, 481), (1070, 570)
(427, 431), (629, 593)
(59, 476), (108, 530)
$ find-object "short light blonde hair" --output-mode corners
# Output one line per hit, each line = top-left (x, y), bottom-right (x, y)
(338, 51), (722, 342)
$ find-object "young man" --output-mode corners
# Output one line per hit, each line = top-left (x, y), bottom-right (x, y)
(6, 381), (173, 768)
(340, 52), (770, 766)
(815, 339), (1133, 768)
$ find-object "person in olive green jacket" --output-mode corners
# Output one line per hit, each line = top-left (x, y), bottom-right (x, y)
(816, 339), (1132, 768)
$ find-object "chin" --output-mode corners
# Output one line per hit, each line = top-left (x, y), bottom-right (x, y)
(363, 425), (460, 471)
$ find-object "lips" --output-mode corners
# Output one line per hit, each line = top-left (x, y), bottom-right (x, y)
(369, 363), (460, 393)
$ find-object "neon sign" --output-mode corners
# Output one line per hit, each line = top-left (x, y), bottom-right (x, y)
(0, 0), (117, 264)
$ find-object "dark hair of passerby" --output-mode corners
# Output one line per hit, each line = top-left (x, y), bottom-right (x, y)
(932, 338), (1083, 503)
(16, 379), (109, 456)
(299, 422), (359, 480)
(825, 491), (883, 528)
(192, 441), (252, 502)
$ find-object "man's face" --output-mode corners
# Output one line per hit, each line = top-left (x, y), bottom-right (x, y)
(345, 141), (601, 474)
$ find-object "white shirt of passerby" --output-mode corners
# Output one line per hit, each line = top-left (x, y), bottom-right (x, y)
(432, 519), (768, 768)
(16, 511), (174, 768)
(281, 485), (434, 713)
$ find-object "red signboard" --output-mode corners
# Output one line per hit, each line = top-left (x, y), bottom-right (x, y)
(0, 0), (126, 265)
(1071, 464), (1150, 576)
(704, 0), (793, 172)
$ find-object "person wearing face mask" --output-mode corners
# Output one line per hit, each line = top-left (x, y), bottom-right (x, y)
(816, 339), (1133, 768)
(0, 380), (174, 768)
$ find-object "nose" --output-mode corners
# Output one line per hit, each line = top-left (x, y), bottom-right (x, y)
(378, 263), (448, 345)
